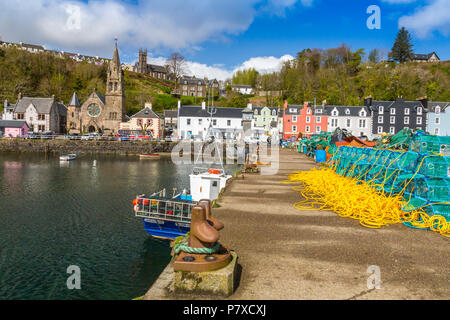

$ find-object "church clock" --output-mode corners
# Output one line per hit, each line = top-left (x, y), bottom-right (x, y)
(87, 103), (101, 117)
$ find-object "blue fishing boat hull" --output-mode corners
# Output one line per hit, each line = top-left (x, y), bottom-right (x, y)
(143, 218), (190, 240)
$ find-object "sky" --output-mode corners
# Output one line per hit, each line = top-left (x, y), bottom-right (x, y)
(0, 0), (448, 80)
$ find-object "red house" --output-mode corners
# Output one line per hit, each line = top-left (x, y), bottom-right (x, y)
(283, 101), (328, 140)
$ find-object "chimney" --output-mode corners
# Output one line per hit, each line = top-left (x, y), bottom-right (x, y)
(284, 100), (288, 109)
(177, 100), (181, 109)
(247, 103), (253, 110)
(145, 102), (152, 110)
(18, 92), (23, 101)
(202, 101), (206, 110)
(4, 99), (8, 109)
(322, 100), (327, 106)
(417, 96), (428, 109)
(364, 96), (373, 107)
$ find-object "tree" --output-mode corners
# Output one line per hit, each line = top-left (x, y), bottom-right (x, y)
(166, 52), (187, 83)
(391, 27), (413, 63)
(368, 49), (380, 63)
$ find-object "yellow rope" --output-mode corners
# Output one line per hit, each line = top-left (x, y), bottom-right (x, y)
(284, 167), (450, 237)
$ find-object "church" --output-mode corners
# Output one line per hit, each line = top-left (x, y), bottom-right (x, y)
(67, 41), (126, 135)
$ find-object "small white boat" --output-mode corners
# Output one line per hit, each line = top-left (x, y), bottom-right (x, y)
(139, 153), (160, 160)
(60, 154), (77, 161)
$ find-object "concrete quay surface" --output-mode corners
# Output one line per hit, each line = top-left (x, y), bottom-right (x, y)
(211, 149), (449, 300)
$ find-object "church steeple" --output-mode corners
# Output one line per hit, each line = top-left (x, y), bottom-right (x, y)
(106, 39), (123, 96)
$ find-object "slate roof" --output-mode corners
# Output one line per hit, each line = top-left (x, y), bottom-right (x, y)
(179, 106), (243, 118)
(285, 104), (303, 115)
(369, 99), (426, 112)
(428, 101), (450, 113)
(252, 106), (280, 116)
(232, 84), (252, 89)
(164, 110), (178, 118)
(148, 64), (167, 73)
(57, 103), (67, 116)
(0, 120), (28, 128)
(14, 97), (55, 114)
(69, 92), (81, 107)
(180, 76), (206, 86)
(131, 107), (162, 119)
(325, 106), (371, 117)
(410, 52), (439, 61)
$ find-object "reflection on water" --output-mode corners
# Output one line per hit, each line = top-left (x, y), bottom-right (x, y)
(0, 153), (239, 300)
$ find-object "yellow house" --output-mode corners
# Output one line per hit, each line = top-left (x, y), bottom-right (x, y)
(119, 103), (164, 139)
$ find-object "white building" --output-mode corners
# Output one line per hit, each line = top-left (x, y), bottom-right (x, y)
(231, 85), (253, 95)
(2, 100), (15, 120)
(326, 105), (373, 138)
(178, 102), (244, 140)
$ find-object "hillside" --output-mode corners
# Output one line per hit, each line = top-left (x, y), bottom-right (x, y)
(0, 47), (177, 116)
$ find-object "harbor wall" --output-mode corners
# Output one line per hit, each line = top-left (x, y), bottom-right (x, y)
(0, 139), (176, 155)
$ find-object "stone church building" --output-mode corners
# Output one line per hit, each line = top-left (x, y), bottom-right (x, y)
(67, 42), (126, 134)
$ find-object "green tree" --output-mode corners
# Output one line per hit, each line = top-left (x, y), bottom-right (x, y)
(391, 27), (413, 63)
(368, 49), (380, 63)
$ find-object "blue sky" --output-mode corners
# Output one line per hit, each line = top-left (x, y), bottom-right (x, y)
(0, 0), (448, 79)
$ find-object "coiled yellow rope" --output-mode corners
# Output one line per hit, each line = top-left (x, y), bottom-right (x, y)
(284, 167), (450, 237)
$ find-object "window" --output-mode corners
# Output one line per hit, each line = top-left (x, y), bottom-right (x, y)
(272, 110), (277, 116)
(293, 116), (298, 122)
(435, 117), (440, 125)
(38, 114), (46, 120)
(305, 116), (310, 123)
(316, 116), (321, 123)
(346, 119), (351, 127)
(345, 109), (350, 115)
(198, 119), (202, 125)
(307, 108), (311, 114)
(360, 111), (366, 117)
(316, 108), (322, 114)
(187, 118), (191, 125)
(331, 119), (338, 127)
(404, 116), (409, 125)
(417, 117), (422, 125)
(405, 108), (410, 115)
(417, 107), (423, 115)
(289, 108), (296, 113)
(390, 127), (395, 134)
(377, 126), (383, 134)
(378, 116), (383, 123)
(435, 106), (441, 115)
(378, 106), (384, 113)
(227, 120), (231, 126)
(390, 116), (395, 124)
(147, 119), (152, 126)
(435, 128), (440, 135)
(254, 110), (258, 115)
(332, 110), (338, 116)
(359, 119), (366, 128)
(292, 125), (297, 133)
(213, 119), (217, 126)
(316, 126), (321, 133)
(137, 119), (142, 126)
(390, 108), (396, 115)
(305, 126), (309, 133)
(38, 125), (45, 132)
(17, 113), (24, 120)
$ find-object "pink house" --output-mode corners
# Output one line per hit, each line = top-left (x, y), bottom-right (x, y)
(0, 120), (29, 137)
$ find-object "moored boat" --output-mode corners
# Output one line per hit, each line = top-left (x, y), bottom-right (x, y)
(59, 154), (77, 161)
(139, 153), (160, 160)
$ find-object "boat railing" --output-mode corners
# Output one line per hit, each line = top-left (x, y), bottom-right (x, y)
(134, 196), (194, 223)
(192, 167), (225, 175)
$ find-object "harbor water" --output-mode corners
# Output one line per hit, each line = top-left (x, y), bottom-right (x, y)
(0, 153), (239, 300)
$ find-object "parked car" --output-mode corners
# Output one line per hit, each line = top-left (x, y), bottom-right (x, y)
(25, 132), (41, 140)
(68, 133), (80, 140)
(41, 131), (54, 140)
(81, 134), (91, 141)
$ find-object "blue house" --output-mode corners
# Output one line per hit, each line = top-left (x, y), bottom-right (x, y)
(427, 102), (450, 136)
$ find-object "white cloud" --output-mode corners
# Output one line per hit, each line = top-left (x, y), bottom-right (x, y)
(398, 0), (450, 38)
(146, 54), (294, 81)
(0, 0), (310, 57)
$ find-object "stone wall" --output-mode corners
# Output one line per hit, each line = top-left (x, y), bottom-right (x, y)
(0, 139), (176, 155)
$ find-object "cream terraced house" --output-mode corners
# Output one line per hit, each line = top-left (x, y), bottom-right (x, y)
(326, 105), (373, 138)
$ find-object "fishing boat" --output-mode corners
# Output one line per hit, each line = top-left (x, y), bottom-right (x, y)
(133, 189), (195, 240)
(139, 153), (160, 160)
(59, 153), (77, 161)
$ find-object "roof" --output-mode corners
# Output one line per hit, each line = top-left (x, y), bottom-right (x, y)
(148, 64), (167, 73)
(232, 84), (252, 89)
(428, 101), (450, 113)
(410, 52), (439, 61)
(131, 107), (162, 119)
(164, 110), (178, 118)
(252, 106), (280, 115)
(180, 76), (206, 85)
(57, 103), (67, 116)
(285, 104), (303, 115)
(326, 105), (370, 117)
(69, 92), (81, 107)
(14, 97), (56, 114)
(179, 106), (243, 118)
(369, 99), (426, 112)
(0, 120), (28, 128)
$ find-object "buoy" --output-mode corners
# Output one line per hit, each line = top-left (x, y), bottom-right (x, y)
(133, 199), (138, 206)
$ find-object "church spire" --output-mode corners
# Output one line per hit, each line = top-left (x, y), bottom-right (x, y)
(111, 38), (120, 68)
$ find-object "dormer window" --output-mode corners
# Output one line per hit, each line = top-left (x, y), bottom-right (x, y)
(405, 108), (410, 115)
(307, 109), (311, 114)
(417, 107), (423, 115)
(378, 106), (384, 113)
(360, 110), (366, 117)
(272, 110), (276, 116)
(332, 110), (338, 116)
(345, 109), (350, 115)
(316, 108), (322, 114)
(390, 108), (396, 115)
(435, 106), (441, 115)
(289, 108), (296, 113)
